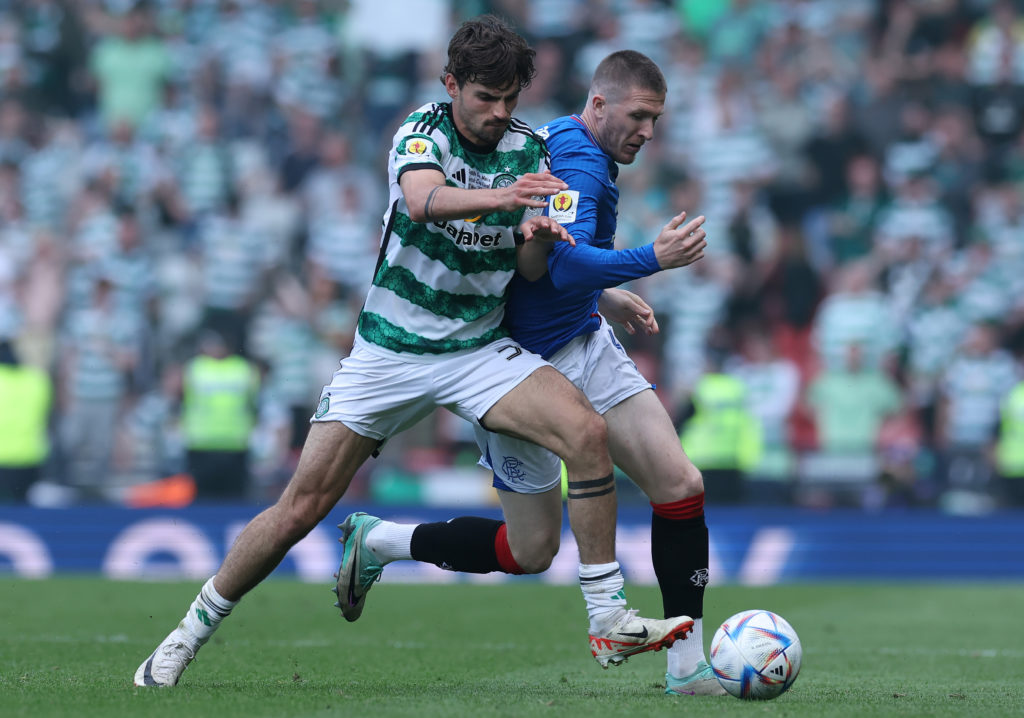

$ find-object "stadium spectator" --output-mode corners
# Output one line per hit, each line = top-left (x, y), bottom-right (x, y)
(754, 222), (824, 380)
(58, 273), (141, 495)
(181, 329), (260, 501)
(271, 0), (345, 123)
(727, 329), (800, 495)
(794, 340), (901, 503)
(194, 190), (274, 356)
(170, 104), (235, 221)
(114, 362), (184, 489)
(17, 230), (64, 371)
(300, 129), (380, 228)
(825, 153), (887, 266)
(996, 372), (1024, 506)
(0, 98), (31, 165)
(0, 339), (51, 502)
(679, 360), (763, 506)
(303, 175), (378, 298)
(812, 258), (899, 372)
(804, 341), (902, 483)
(904, 271), (968, 446)
(134, 16), (681, 688)
(964, 0), (1024, 86)
(653, 252), (730, 401)
(935, 322), (1019, 502)
(87, 2), (171, 131)
(199, 0), (275, 138)
(875, 398), (928, 508)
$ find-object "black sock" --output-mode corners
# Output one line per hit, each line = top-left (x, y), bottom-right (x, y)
(652, 512), (709, 619)
(410, 517), (504, 573)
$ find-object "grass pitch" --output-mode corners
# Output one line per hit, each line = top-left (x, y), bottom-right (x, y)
(1, 577), (1021, 717)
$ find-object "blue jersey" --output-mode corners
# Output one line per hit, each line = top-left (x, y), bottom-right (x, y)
(503, 115), (660, 358)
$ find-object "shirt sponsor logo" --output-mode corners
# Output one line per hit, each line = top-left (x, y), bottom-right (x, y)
(549, 190), (579, 223)
(434, 220), (504, 247)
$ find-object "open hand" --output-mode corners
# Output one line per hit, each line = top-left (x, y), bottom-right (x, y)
(499, 171), (568, 211)
(653, 212), (707, 269)
(519, 215), (576, 246)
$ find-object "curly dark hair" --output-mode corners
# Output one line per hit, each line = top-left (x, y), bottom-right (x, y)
(443, 15), (536, 91)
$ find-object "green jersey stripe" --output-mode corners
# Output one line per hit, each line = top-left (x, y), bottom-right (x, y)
(357, 311), (509, 355)
(375, 260), (505, 321)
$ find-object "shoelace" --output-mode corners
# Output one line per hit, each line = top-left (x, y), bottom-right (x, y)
(359, 565), (383, 590)
(592, 607), (639, 638)
(154, 641), (195, 673)
(611, 608), (639, 629)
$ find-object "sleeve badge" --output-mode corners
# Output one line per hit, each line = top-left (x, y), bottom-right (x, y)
(548, 190), (579, 223)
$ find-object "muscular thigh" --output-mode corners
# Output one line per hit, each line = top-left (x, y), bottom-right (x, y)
(278, 421), (379, 518)
(481, 364), (598, 458)
(604, 389), (703, 503)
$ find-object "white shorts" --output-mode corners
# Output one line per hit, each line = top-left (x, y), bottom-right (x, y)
(475, 316), (653, 493)
(312, 335), (550, 446)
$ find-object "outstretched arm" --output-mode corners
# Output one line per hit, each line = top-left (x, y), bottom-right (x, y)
(544, 166), (707, 291)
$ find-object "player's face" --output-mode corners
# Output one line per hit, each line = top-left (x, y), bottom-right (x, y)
(446, 75), (521, 147)
(597, 88), (665, 164)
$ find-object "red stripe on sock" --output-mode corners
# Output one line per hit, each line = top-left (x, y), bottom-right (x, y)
(494, 522), (525, 575)
(651, 492), (705, 520)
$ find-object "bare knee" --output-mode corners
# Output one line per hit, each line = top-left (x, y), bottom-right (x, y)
(655, 462), (706, 504)
(561, 410), (609, 471)
(513, 535), (560, 574)
(680, 461), (705, 497)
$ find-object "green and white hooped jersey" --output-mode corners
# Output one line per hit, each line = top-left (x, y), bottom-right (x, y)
(357, 102), (548, 359)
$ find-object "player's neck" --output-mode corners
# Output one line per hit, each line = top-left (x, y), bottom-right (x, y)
(577, 110), (604, 153)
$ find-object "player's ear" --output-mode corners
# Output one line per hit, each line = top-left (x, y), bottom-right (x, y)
(591, 94), (606, 117)
(443, 74), (459, 100)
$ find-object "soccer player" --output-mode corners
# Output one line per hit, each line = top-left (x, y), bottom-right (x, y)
(342, 50), (725, 696)
(134, 18), (690, 687)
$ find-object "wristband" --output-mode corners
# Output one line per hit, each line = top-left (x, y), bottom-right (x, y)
(513, 230), (525, 246)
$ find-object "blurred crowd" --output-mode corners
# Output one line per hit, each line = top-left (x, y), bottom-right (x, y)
(0, 0), (1023, 512)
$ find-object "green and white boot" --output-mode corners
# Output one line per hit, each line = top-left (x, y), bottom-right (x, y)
(334, 512), (385, 622)
(665, 660), (728, 696)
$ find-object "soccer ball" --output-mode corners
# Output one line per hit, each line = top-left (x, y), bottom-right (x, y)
(709, 609), (802, 700)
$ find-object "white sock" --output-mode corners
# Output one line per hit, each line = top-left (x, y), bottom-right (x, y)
(667, 617), (705, 678)
(180, 576), (238, 645)
(579, 561), (627, 634)
(364, 521), (415, 564)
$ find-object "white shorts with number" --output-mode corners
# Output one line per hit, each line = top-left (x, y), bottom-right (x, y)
(475, 316), (653, 494)
(312, 335), (550, 445)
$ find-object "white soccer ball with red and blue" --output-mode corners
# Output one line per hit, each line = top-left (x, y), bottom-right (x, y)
(709, 609), (802, 700)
